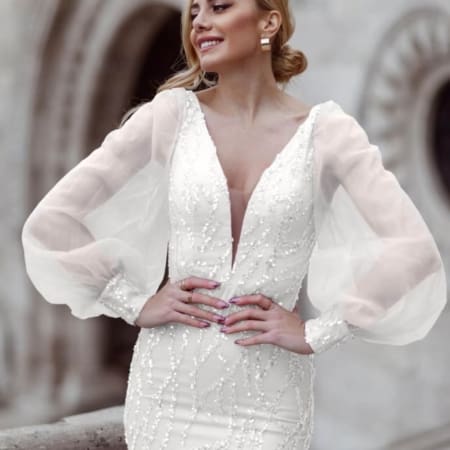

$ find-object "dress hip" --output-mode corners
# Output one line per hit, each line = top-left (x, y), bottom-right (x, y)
(123, 310), (315, 450)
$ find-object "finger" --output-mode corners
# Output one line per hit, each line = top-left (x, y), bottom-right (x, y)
(176, 301), (225, 324)
(230, 294), (273, 310)
(177, 277), (221, 291)
(183, 291), (229, 310)
(171, 311), (212, 329)
(224, 308), (267, 326)
(235, 332), (273, 346)
(221, 319), (270, 334)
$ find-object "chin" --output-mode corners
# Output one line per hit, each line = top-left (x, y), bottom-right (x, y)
(198, 60), (223, 74)
(198, 48), (257, 75)
(198, 55), (238, 75)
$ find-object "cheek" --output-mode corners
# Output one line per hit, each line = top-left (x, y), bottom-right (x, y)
(229, 10), (257, 34)
(189, 28), (196, 47)
(222, 13), (259, 51)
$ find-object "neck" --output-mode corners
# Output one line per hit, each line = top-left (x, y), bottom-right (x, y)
(208, 57), (283, 124)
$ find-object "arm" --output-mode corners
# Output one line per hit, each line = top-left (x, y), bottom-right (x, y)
(21, 88), (184, 325)
(304, 101), (447, 353)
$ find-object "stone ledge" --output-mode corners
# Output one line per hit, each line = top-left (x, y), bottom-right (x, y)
(0, 405), (126, 450)
(387, 422), (450, 450)
(3, 404), (450, 450)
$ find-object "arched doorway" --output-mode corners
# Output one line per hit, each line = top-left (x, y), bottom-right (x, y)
(430, 79), (450, 206)
(24, 0), (183, 424)
(93, 6), (184, 382)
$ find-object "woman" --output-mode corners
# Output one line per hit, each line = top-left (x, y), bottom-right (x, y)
(22, 0), (447, 448)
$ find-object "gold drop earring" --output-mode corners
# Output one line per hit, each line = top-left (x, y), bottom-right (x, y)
(260, 37), (271, 52)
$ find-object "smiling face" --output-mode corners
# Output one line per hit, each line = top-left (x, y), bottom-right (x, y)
(189, 0), (269, 74)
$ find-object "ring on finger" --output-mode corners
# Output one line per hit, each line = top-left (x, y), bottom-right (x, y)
(263, 297), (273, 310)
(185, 294), (193, 304)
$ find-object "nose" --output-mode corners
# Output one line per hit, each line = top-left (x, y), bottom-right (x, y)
(192, 10), (212, 32)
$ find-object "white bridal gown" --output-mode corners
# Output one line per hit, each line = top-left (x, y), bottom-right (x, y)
(22, 87), (447, 449)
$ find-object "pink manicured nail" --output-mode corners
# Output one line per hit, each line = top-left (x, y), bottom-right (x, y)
(229, 297), (239, 303)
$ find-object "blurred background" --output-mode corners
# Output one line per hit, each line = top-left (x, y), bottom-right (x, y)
(1, 0), (449, 449)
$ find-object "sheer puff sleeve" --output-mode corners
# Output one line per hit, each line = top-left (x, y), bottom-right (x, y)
(304, 100), (447, 353)
(21, 87), (185, 326)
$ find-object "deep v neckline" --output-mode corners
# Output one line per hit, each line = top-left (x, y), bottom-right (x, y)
(187, 89), (319, 274)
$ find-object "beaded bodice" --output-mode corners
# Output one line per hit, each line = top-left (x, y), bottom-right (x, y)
(122, 91), (324, 449)
(168, 90), (322, 314)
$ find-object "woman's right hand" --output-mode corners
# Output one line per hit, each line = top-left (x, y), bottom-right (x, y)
(134, 276), (229, 329)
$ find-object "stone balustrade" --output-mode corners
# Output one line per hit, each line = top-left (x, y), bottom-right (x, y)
(1, 403), (450, 450)
(0, 406), (126, 450)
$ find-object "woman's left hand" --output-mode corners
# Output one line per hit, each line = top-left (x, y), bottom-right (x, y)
(220, 294), (314, 355)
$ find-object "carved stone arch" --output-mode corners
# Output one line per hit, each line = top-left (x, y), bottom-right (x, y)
(30, 0), (184, 198)
(24, 0), (183, 421)
(357, 6), (450, 277)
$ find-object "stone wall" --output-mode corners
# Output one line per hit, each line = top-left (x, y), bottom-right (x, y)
(0, 406), (126, 450)
(290, 1), (450, 448)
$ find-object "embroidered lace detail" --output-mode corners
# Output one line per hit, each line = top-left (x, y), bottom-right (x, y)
(98, 271), (149, 326)
(304, 308), (354, 354)
(124, 90), (324, 449)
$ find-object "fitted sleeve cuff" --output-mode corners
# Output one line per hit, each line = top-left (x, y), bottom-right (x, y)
(98, 271), (149, 326)
(304, 307), (355, 354)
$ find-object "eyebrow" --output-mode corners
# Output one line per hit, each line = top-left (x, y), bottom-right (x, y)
(190, 0), (212, 11)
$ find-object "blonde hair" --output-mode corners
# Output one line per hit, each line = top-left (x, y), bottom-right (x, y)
(157, 0), (307, 93)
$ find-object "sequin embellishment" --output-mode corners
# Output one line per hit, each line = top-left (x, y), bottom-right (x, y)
(98, 271), (149, 326)
(304, 307), (354, 354)
(123, 89), (325, 449)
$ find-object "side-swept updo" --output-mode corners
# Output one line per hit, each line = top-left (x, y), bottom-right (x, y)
(259, 0), (308, 83)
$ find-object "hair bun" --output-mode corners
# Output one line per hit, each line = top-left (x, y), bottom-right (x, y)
(272, 44), (308, 84)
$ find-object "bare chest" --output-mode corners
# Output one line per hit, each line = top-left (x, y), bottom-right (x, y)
(207, 119), (302, 199)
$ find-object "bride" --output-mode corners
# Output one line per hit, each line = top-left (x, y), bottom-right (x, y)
(22, 0), (447, 448)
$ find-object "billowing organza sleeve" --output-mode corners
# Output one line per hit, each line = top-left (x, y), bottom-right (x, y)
(304, 100), (447, 353)
(21, 88), (184, 326)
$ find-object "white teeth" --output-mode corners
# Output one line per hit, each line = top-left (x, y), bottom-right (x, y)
(200, 40), (221, 49)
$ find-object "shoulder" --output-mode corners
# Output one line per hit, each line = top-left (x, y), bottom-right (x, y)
(274, 93), (315, 122)
(283, 93), (313, 112)
(314, 99), (366, 141)
(318, 99), (345, 114)
(124, 87), (187, 127)
(129, 87), (187, 118)
(152, 87), (186, 111)
(313, 100), (376, 172)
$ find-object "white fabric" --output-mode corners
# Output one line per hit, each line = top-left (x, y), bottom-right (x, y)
(123, 89), (319, 448)
(304, 306), (353, 353)
(22, 89), (446, 344)
(307, 100), (447, 347)
(21, 87), (447, 447)
(21, 87), (447, 346)
(22, 88), (184, 322)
